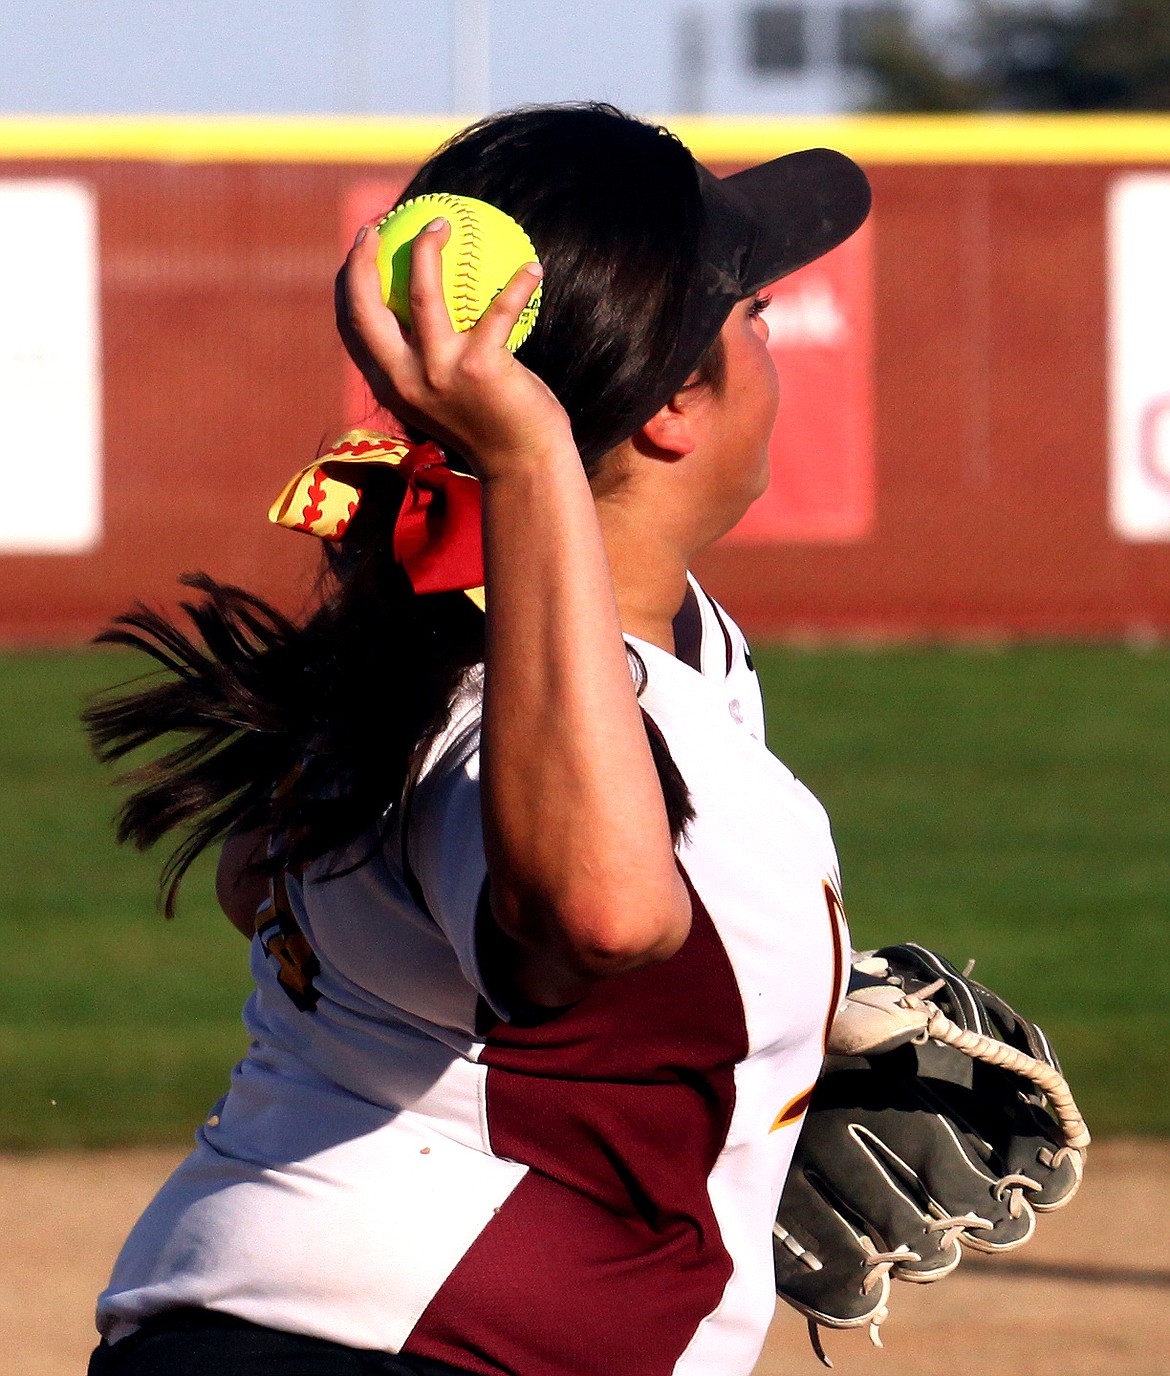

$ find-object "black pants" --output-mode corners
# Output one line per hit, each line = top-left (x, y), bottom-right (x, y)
(88, 1308), (473, 1376)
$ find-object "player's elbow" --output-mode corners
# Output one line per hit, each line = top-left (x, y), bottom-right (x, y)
(494, 873), (693, 981)
(570, 908), (693, 978)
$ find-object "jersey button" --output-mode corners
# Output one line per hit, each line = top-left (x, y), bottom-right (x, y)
(729, 698), (744, 724)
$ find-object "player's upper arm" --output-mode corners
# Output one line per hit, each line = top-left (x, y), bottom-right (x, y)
(405, 711), (598, 1014)
(403, 713), (506, 1006)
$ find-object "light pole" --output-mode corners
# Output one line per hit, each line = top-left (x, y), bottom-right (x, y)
(676, 7), (710, 114)
(337, 0), (373, 114)
(451, 0), (491, 114)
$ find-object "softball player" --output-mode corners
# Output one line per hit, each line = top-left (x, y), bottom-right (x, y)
(85, 102), (869, 1376)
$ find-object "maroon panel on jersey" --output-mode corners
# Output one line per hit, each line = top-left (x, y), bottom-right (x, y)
(404, 874), (749, 1376)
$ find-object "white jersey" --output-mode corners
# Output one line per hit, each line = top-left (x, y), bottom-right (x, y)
(97, 577), (849, 1376)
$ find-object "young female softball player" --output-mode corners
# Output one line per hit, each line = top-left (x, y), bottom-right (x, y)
(85, 102), (870, 1375)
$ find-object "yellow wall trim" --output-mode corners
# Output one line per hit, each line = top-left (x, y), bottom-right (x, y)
(2, 113), (1170, 165)
(0, 116), (463, 164)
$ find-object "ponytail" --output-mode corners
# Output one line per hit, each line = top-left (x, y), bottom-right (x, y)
(84, 482), (485, 917)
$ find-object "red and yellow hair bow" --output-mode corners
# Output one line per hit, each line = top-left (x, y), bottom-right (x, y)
(268, 429), (485, 610)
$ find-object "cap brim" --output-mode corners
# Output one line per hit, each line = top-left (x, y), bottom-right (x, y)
(588, 145), (871, 461)
(719, 147), (872, 294)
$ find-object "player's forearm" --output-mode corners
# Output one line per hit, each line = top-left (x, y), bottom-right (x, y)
(479, 451), (690, 992)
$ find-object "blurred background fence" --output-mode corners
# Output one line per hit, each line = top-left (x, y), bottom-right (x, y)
(5, 115), (1170, 643)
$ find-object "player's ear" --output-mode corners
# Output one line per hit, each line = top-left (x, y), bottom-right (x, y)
(633, 382), (704, 461)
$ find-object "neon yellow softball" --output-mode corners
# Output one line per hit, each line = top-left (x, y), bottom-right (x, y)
(375, 193), (542, 353)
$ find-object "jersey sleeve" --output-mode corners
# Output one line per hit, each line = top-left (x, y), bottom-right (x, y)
(402, 674), (507, 1017)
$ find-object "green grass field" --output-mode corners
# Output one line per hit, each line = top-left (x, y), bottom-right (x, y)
(2, 643), (1167, 1149)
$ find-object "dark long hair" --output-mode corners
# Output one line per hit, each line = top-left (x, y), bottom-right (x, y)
(85, 103), (714, 915)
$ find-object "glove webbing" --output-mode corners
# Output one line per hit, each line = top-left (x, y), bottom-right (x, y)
(909, 990), (1091, 1151)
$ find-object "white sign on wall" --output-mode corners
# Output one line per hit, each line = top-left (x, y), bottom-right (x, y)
(1108, 175), (1170, 542)
(0, 180), (102, 553)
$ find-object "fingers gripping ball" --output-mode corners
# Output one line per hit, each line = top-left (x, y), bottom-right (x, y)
(375, 193), (542, 353)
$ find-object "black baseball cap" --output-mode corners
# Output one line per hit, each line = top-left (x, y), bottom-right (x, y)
(605, 146), (871, 455)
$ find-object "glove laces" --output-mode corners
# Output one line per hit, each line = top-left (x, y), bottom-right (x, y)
(994, 1172), (1043, 1219)
(806, 1237), (922, 1368)
(925, 1210), (993, 1250)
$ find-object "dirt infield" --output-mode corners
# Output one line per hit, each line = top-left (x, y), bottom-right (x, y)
(7, 1139), (1167, 1376)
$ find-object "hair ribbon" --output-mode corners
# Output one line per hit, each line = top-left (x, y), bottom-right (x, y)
(268, 429), (485, 609)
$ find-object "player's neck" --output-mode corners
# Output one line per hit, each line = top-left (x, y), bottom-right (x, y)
(595, 497), (690, 656)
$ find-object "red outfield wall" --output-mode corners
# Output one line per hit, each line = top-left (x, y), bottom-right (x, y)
(3, 116), (1170, 643)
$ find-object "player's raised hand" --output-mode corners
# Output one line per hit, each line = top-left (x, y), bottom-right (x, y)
(341, 218), (573, 481)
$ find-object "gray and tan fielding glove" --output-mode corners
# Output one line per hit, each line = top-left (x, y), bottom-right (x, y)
(773, 943), (1088, 1366)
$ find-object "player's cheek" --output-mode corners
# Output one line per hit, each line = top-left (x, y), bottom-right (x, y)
(755, 349), (780, 436)
(750, 360), (779, 494)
